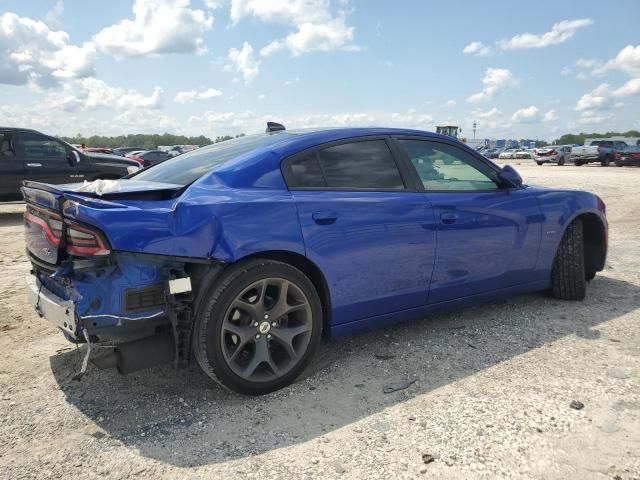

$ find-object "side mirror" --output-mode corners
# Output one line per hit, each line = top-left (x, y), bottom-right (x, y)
(498, 165), (523, 188)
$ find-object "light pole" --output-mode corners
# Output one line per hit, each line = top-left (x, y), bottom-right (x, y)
(472, 121), (477, 140)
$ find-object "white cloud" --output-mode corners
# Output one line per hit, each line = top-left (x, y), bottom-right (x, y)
(466, 68), (518, 103)
(230, 0), (356, 56)
(174, 87), (222, 103)
(594, 44), (640, 77)
(45, 78), (164, 112)
(230, 0), (330, 25)
(499, 18), (593, 49)
(511, 106), (540, 123)
(227, 42), (260, 82)
(0, 12), (95, 88)
(93, 0), (213, 59)
(260, 16), (354, 56)
(575, 83), (612, 111)
(470, 108), (507, 130)
(543, 110), (557, 122)
(44, 1), (64, 30)
(612, 78), (640, 97)
(203, 0), (225, 9)
(284, 76), (300, 85)
(575, 58), (600, 69)
(579, 110), (614, 125)
(445, 99), (457, 107)
(463, 41), (490, 56)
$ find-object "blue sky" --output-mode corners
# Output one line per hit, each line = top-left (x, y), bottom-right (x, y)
(1, 0), (639, 140)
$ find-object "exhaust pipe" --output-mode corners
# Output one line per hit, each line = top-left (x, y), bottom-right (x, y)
(92, 332), (175, 374)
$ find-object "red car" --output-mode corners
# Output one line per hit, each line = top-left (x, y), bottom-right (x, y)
(82, 147), (113, 155)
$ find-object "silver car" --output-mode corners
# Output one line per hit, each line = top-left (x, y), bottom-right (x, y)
(536, 146), (571, 166)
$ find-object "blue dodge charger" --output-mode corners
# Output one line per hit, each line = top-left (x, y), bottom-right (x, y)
(23, 124), (607, 394)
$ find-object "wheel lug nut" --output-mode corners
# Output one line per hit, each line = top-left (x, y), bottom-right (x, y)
(253, 322), (259, 327)
(255, 334), (260, 339)
(264, 314), (269, 319)
(267, 334), (272, 339)
(272, 322), (277, 327)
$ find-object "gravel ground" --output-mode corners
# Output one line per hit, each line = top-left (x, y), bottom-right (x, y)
(0, 161), (639, 480)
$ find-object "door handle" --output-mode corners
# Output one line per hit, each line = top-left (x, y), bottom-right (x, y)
(312, 211), (338, 225)
(440, 213), (459, 224)
(26, 163), (42, 167)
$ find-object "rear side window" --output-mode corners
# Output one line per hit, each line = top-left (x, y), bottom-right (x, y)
(133, 133), (292, 186)
(285, 139), (405, 190)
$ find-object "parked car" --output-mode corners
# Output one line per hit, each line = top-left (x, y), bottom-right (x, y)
(0, 127), (140, 201)
(129, 150), (171, 167)
(614, 146), (640, 167)
(570, 140), (628, 166)
(113, 147), (145, 157)
(82, 147), (113, 155)
(23, 125), (607, 395)
(498, 148), (519, 159)
(515, 149), (534, 159)
(535, 146), (571, 166)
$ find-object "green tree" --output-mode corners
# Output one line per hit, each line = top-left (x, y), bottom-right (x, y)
(553, 130), (640, 145)
(57, 132), (249, 150)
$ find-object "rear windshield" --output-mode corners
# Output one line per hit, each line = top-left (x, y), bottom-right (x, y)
(133, 133), (291, 185)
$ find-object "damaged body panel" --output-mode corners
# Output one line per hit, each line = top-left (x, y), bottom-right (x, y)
(23, 127), (608, 395)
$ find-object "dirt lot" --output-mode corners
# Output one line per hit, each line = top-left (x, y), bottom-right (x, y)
(1, 161), (639, 480)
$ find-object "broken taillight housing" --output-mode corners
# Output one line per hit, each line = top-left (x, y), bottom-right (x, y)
(65, 221), (111, 256)
(24, 206), (63, 246)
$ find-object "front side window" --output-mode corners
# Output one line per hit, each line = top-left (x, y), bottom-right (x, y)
(285, 139), (405, 190)
(21, 133), (66, 160)
(399, 139), (500, 191)
(0, 132), (16, 158)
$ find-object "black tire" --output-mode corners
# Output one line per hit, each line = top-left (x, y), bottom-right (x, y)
(573, 159), (583, 166)
(615, 162), (623, 167)
(193, 259), (323, 395)
(536, 161), (543, 166)
(558, 157), (565, 166)
(585, 270), (596, 282)
(601, 156), (611, 167)
(551, 219), (586, 300)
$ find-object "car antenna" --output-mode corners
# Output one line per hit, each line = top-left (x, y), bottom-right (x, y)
(266, 121), (286, 133)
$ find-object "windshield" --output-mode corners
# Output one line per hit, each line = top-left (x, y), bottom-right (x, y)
(133, 133), (292, 186)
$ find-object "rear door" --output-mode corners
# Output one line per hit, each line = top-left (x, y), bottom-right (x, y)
(0, 130), (23, 198)
(19, 131), (78, 185)
(283, 137), (437, 325)
(394, 137), (543, 304)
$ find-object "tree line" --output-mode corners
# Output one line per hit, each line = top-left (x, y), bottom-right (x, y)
(59, 133), (245, 150)
(552, 130), (640, 145)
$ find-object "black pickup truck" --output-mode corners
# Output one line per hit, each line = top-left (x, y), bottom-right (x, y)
(0, 128), (141, 201)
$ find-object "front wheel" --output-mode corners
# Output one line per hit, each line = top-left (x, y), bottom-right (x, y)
(193, 259), (323, 395)
(551, 219), (586, 300)
(558, 157), (565, 166)
(573, 159), (583, 166)
(601, 156), (611, 167)
(536, 161), (544, 166)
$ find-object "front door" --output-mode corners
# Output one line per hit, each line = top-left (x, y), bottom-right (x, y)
(395, 137), (543, 304)
(0, 131), (23, 199)
(19, 132), (78, 185)
(283, 137), (437, 324)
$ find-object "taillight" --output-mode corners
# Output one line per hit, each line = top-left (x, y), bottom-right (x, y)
(65, 222), (111, 256)
(614, 151), (622, 159)
(131, 155), (144, 165)
(550, 149), (556, 155)
(24, 207), (63, 246)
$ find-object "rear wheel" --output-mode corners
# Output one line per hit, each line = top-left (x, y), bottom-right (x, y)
(558, 157), (565, 166)
(536, 161), (543, 166)
(193, 259), (322, 395)
(601, 155), (611, 167)
(573, 159), (583, 166)
(551, 219), (586, 300)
